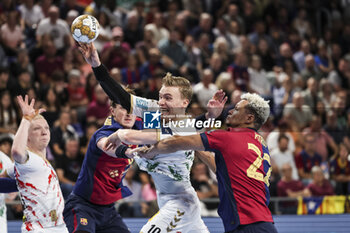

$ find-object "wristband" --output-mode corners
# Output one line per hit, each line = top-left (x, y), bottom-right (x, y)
(115, 145), (129, 159)
(23, 110), (39, 122)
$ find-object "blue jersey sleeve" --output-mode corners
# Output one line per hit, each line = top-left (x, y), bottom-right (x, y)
(0, 177), (18, 193)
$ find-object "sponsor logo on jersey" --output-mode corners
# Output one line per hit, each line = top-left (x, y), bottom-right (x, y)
(136, 98), (149, 109)
(80, 218), (88, 225)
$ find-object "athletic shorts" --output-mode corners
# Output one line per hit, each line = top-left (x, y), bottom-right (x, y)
(140, 191), (209, 233)
(63, 193), (130, 233)
(228, 222), (278, 233)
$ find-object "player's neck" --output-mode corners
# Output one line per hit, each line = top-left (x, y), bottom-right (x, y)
(28, 146), (46, 159)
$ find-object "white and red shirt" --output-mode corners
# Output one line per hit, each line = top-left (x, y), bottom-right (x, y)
(13, 150), (65, 231)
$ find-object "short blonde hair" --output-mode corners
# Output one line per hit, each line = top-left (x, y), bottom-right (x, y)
(162, 73), (192, 101)
(241, 93), (270, 129)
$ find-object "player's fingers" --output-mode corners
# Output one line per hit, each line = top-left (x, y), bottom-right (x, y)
(221, 96), (228, 105)
(24, 95), (28, 105)
(29, 98), (35, 108)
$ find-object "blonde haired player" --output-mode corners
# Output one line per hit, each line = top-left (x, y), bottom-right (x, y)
(77, 42), (229, 233)
(11, 95), (68, 233)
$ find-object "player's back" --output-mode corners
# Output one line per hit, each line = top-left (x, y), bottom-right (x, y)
(202, 127), (273, 230)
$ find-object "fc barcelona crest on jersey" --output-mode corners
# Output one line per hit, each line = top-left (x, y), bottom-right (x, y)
(80, 218), (88, 225)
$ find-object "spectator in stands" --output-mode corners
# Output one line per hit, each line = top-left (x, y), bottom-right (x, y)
(277, 163), (305, 214)
(139, 48), (165, 81)
(328, 57), (350, 90)
(158, 29), (189, 76)
(86, 84), (110, 126)
(330, 143), (350, 195)
(293, 40), (311, 72)
(0, 91), (18, 134)
(256, 38), (275, 71)
(295, 134), (322, 182)
(50, 110), (78, 157)
(223, 3), (245, 34)
(123, 11), (143, 48)
(227, 52), (250, 92)
(304, 166), (335, 196)
(191, 161), (218, 216)
(213, 37), (234, 68)
(324, 111), (347, 145)
(302, 77), (319, 110)
(276, 43), (297, 71)
(36, 6), (71, 52)
(94, 11), (113, 52)
(191, 13), (215, 43)
(301, 54), (323, 82)
(303, 115), (338, 161)
(56, 137), (83, 199)
(193, 69), (218, 109)
(59, 0), (84, 20)
(41, 87), (60, 128)
(19, 0), (44, 28)
(34, 40), (63, 85)
(314, 42), (334, 75)
(66, 69), (88, 109)
(283, 92), (312, 129)
(101, 26), (131, 69)
(121, 53), (142, 86)
(271, 134), (299, 180)
(10, 69), (32, 97)
(318, 79), (336, 110)
(144, 12), (169, 44)
(248, 54), (271, 96)
(0, 10), (24, 57)
(119, 165), (143, 217)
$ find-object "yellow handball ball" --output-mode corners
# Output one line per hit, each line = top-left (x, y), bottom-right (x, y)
(71, 15), (100, 43)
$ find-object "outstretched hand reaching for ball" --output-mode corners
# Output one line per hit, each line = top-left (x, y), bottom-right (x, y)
(77, 42), (101, 68)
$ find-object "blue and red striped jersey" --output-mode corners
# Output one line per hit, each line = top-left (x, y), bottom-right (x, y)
(73, 116), (143, 205)
(201, 127), (273, 232)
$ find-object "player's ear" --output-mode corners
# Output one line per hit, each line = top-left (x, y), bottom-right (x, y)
(182, 98), (190, 108)
(246, 113), (255, 124)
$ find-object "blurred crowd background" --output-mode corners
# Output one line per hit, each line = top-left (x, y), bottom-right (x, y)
(1, 0), (350, 218)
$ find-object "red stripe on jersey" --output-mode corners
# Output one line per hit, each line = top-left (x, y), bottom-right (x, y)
(72, 209), (78, 233)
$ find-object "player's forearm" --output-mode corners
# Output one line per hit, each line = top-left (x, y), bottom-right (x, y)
(154, 135), (203, 154)
(92, 64), (131, 112)
(11, 118), (30, 163)
(118, 129), (158, 145)
(195, 151), (216, 172)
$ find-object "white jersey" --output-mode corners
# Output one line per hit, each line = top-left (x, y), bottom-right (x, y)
(131, 96), (209, 232)
(14, 150), (66, 232)
(0, 151), (14, 233)
(131, 95), (196, 192)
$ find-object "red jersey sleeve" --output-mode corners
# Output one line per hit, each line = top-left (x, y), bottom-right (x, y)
(200, 129), (227, 152)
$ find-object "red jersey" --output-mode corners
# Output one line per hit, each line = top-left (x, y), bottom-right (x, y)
(201, 127), (273, 232)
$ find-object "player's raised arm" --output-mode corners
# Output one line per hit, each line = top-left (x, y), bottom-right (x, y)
(195, 151), (216, 172)
(195, 89), (228, 129)
(134, 134), (205, 159)
(77, 42), (132, 112)
(78, 42), (158, 117)
(11, 96), (45, 164)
